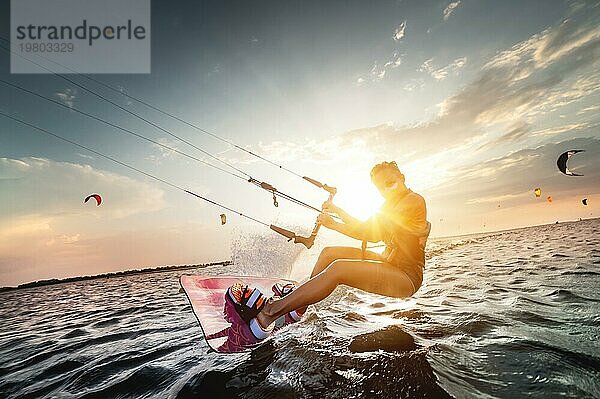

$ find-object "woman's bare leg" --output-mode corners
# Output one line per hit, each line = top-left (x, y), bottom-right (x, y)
(292, 247), (384, 315)
(310, 246), (383, 278)
(257, 259), (415, 328)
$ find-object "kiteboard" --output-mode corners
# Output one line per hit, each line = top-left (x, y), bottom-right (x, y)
(180, 274), (298, 353)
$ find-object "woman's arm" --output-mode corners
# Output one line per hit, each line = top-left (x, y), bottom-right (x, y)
(323, 201), (361, 226)
(318, 213), (383, 243)
(335, 208), (362, 226)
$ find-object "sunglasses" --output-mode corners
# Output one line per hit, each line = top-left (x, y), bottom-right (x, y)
(380, 180), (398, 191)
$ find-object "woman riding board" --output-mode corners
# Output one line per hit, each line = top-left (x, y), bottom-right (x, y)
(227, 161), (431, 341)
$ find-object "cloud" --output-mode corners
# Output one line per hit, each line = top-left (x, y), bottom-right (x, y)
(343, 6), (600, 160)
(435, 137), (599, 200)
(477, 121), (591, 152)
(419, 57), (467, 80)
(393, 20), (407, 41)
(76, 153), (95, 160)
(384, 53), (403, 69)
(577, 104), (600, 115)
(0, 217), (229, 286)
(256, 137), (345, 163)
(443, 1), (461, 21)
(54, 88), (77, 108)
(371, 62), (386, 81)
(530, 122), (591, 137)
(253, 134), (599, 237)
(477, 121), (532, 152)
(425, 137), (600, 234)
(207, 63), (221, 78)
(465, 191), (531, 205)
(0, 157), (166, 219)
(403, 78), (426, 92)
(359, 52), (403, 83)
(0, 157), (210, 286)
(146, 137), (181, 163)
(358, 18), (411, 83)
(486, 18), (600, 72)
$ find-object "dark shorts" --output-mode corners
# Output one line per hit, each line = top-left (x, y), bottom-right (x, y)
(396, 262), (423, 293)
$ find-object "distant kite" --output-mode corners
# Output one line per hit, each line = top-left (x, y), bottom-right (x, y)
(557, 150), (585, 176)
(582, 198), (588, 206)
(220, 213), (227, 225)
(84, 194), (102, 206)
(547, 196), (553, 203)
(534, 187), (541, 197)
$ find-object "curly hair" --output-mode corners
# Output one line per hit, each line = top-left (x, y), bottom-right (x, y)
(370, 161), (405, 182)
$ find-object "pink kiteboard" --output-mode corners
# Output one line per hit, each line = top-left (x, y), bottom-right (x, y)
(180, 275), (298, 353)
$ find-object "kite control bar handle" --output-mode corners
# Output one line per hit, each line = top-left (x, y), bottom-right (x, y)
(270, 178), (337, 249)
(303, 176), (337, 196)
(269, 176), (337, 249)
(301, 187), (336, 244)
(270, 225), (316, 249)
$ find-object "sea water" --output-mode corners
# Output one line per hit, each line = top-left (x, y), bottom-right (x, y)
(0, 218), (598, 398)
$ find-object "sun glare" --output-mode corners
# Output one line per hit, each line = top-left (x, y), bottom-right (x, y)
(335, 180), (383, 220)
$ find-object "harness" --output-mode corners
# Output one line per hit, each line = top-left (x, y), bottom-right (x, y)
(361, 190), (430, 266)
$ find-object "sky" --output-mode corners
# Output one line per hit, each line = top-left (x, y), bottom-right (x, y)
(1, 0), (599, 286)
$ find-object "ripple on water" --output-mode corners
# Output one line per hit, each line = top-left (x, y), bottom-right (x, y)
(390, 309), (427, 320)
(1, 219), (600, 398)
(91, 317), (121, 329)
(507, 310), (563, 327)
(59, 328), (90, 339)
(545, 289), (597, 303)
(341, 312), (368, 322)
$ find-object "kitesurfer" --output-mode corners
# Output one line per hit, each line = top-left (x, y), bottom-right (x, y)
(228, 161), (431, 340)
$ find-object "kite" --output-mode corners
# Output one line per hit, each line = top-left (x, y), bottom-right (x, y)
(557, 150), (585, 176)
(534, 187), (541, 197)
(582, 198), (588, 205)
(220, 213), (227, 225)
(84, 194), (102, 206)
(547, 196), (553, 203)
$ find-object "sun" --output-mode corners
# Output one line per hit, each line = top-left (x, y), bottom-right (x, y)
(334, 179), (384, 221)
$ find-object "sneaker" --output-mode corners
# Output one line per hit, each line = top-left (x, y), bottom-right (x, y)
(271, 283), (305, 328)
(226, 283), (272, 342)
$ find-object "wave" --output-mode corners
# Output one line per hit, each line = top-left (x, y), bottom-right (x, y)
(545, 289), (599, 303)
(2, 218), (600, 398)
(499, 339), (600, 373)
